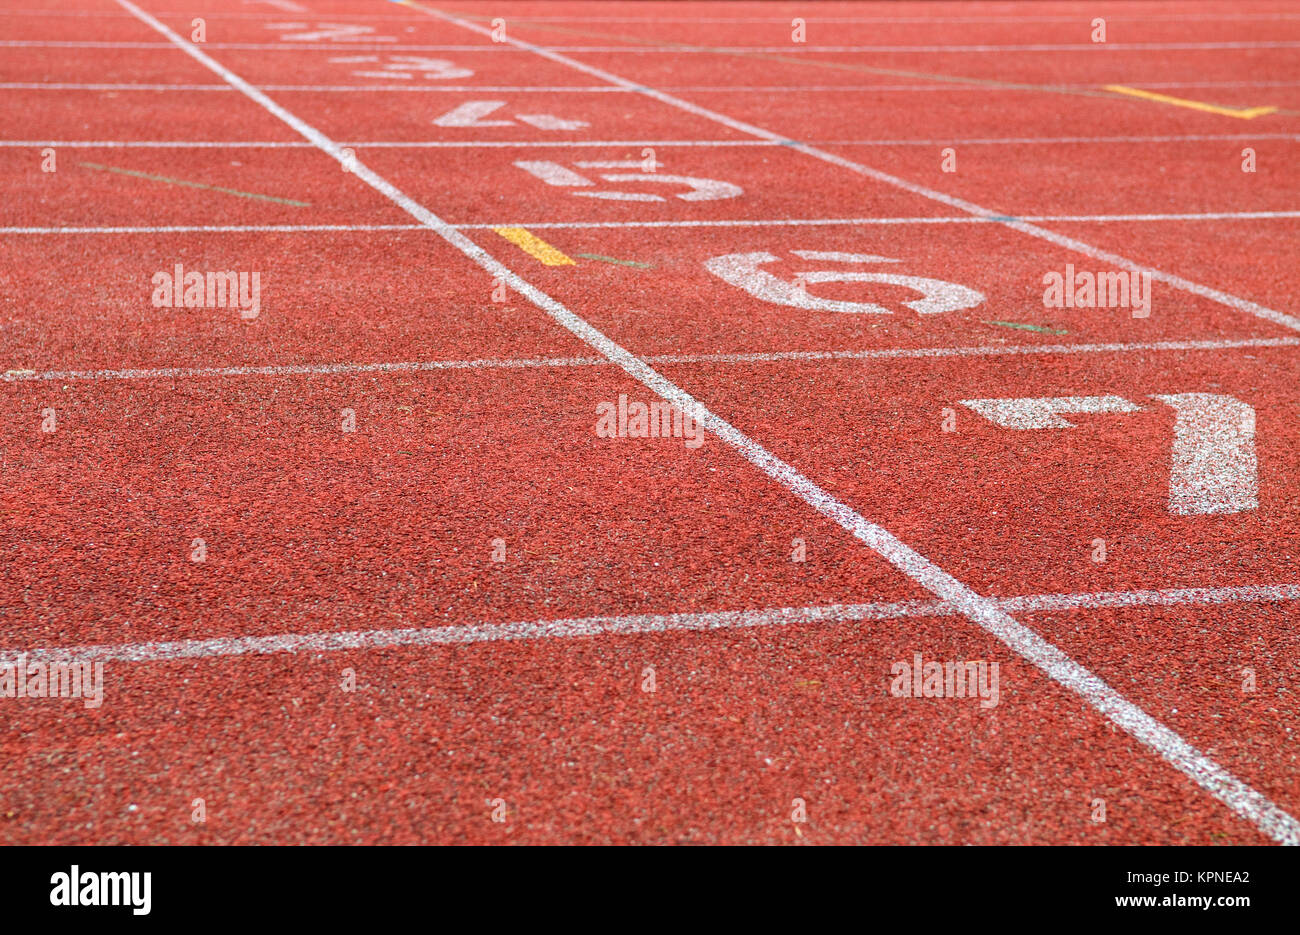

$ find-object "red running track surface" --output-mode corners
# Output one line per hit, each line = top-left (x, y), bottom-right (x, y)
(1, 0), (1299, 845)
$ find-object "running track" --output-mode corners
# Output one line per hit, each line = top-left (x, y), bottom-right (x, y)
(1, 0), (1299, 845)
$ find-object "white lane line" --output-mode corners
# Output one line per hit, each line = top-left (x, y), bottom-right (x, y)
(427, 9), (1300, 337)
(0, 83), (625, 92)
(0, 41), (503, 49)
(8, 82), (1300, 94)
(5, 337), (1298, 385)
(116, 0), (1300, 845)
(643, 337), (1300, 365)
(998, 584), (1300, 613)
(6, 211), (1300, 236)
(4, 583), (1298, 666)
(0, 224), (423, 233)
(657, 82), (1300, 92)
(399, 13), (1300, 23)
(6, 39), (1300, 52)
(0, 355), (608, 382)
(15, 9), (1300, 23)
(534, 42), (1300, 52)
(5, 134), (1296, 148)
(479, 211), (1300, 229)
(0, 83), (236, 91)
(0, 141), (315, 148)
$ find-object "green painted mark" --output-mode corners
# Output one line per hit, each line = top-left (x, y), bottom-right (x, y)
(984, 320), (1068, 335)
(574, 253), (654, 269)
(79, 162), (311, 206)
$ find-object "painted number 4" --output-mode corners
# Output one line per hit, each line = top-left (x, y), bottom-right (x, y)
(960, 393), (1258, 515)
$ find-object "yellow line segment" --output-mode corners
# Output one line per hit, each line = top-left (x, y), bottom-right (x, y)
(1104, 85), (1278, 119)
(492, 227), (576, 266)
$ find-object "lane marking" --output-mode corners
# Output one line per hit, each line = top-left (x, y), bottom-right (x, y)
(78, 162), (310, 206)
(574, 253), (654, 269)
(1105, 85), (1279, 119)
(3, 337), (1298, 386)
(422, 6), (1300, 340)
(425, 12), (1300, 24)
(492, 226), (576, 265)
(0, 83), (623, 92)
(6, 134), (1297, 148)
(5, 583), (1299, 665)
(115, 0), (1300, 845)
(1, 356), (607, 383)
(7, 39), (1300, 52)
(14, 9), (1300, 23)
(7, 210), (1300, 236)
(8, 82), (1300, 94)
(640, 337), (1300, 366)
(377, 10), (1300, 111)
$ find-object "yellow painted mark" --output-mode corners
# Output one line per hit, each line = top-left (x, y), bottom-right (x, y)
(1104, 85), (1278, 119)
(492, 227), (575, 266)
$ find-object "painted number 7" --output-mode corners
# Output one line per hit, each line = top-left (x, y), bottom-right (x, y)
(959, 393), (1257, 515)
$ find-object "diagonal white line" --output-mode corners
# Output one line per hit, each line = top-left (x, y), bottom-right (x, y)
(420, 5), (1300, 335)
(112, 0), (1300, 846)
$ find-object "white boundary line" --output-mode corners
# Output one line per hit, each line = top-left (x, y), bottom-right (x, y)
(0, 83), (625, 92)
(423, 6), (1300, 336)
(472, 211), (1300, 228)
(7, 39), (1300, 52)
(9, 8), (1300, 23)
(6, 211), (1300, 235)
(5, 583), (1298, 667)
(6, 133), (1297, 148)
(115, 0), (1300, 845)
(5, 337), (1298, 385)
(7, 81), (1300, 94)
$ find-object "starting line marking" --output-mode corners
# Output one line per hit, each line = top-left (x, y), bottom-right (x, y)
(492, 226), (575, 265)
(1104, 84), (1280, 120)
(5, 583), (1299, 667)
(4, 337), (1298, 385)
